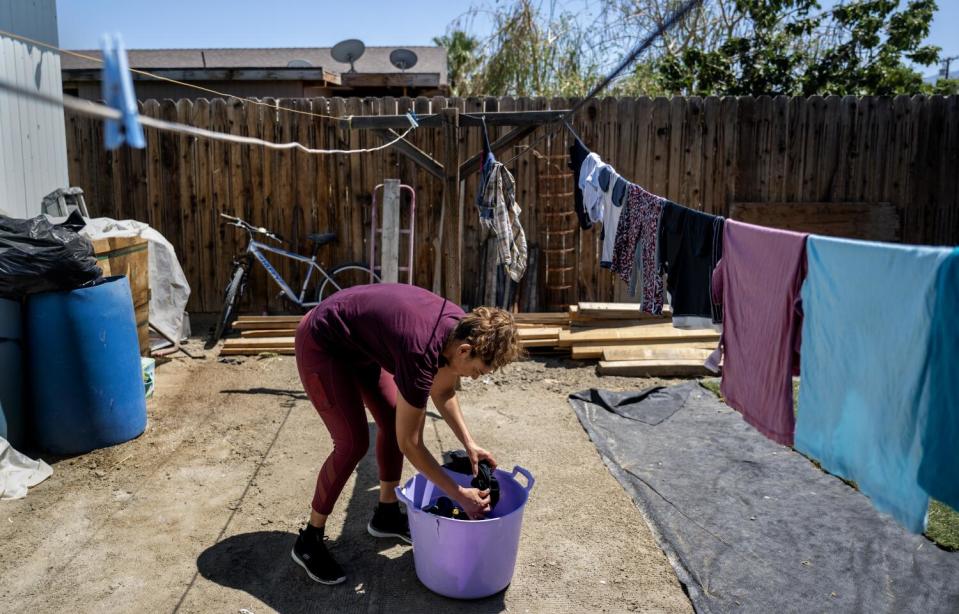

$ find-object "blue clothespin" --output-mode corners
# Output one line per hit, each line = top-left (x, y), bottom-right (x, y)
(406, 111), (419, 129)
(101, 34), (145, 149)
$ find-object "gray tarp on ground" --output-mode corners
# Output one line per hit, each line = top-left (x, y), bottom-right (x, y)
(568, 383), (959, 614)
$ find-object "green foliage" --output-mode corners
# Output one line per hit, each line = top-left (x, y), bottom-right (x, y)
(438, 0), (945, 97)
(433, 30), (480, 96)
(436, 0), (604, 96)
(657, 0), (942, 96)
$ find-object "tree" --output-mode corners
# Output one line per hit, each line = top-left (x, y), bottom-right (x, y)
(433, 30), (480, 96)
(438, 0), (946, 97)
(437, 0), (605, 97)
(656, 0), (943, 96)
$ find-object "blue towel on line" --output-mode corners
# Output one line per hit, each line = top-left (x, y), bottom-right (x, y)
(795, 236), (952, 533)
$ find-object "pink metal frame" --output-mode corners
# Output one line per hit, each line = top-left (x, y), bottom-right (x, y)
(369, 183), (416, 284)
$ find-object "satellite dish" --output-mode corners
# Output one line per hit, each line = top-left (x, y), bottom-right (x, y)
(389, 48), (418, 71)
(287, 59), (313, 68)
(331, 39), (365, 73)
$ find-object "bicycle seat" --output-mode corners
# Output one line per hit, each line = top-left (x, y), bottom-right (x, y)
(307, 232), (336, 246)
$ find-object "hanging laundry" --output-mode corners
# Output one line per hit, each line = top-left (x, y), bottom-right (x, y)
(710, 220), (807, 446)
(656, 202), (724, 329)
(568, 138), (593, 230)
(479, 161), (528, 282)
(610, 184), (666, 314)
(918, 247), (959, 512)
(599, 171), (628, 268)
(795, 236), (952, 533)
(474, 120), (496, 217)
(581, 153), (611, 225)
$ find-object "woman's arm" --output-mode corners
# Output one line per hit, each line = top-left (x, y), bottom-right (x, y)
(395, 392), (490, 519)
(432, 389), (474, 449)
(432, 383), (498, 476)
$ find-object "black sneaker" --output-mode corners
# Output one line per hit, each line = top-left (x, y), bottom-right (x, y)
(290, 525), (346, 585)
(367, 502), (412, 544)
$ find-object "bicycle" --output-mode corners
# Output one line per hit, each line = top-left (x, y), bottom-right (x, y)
(206, 213), (380, 347)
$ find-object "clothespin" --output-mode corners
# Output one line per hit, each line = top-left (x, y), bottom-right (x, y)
(101, 34), (145, 149)
(406, 111), (419, 129)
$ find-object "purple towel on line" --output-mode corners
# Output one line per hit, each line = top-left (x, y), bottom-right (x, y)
(711, 219), (807, 445)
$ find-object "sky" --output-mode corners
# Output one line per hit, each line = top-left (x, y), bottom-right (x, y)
(56, 0), (959, 78)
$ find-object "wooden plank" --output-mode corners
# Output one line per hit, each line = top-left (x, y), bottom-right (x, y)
(175, 100), (198, 312)
(371, 128), (444, 180)
(512, 312), (570, 324)
(380, 178), (401, 282)
(343, 110), (568, 130)
(559, 323), (719, 347)
(597, 359), (714, 377)
(219, 347), (295, 356)
(602, 346), (714, 361)
(519, 339), (562, 348)
(575, 302), (669, 319)
(729, 201), (901, 241)
(517, 327), (563, 340)
(193, 99), (215, 312)
(441, 106), (462, 303)
(239, 329), (298, 338)
(571, 340), (715, 360)
(223, 337), (295, 350)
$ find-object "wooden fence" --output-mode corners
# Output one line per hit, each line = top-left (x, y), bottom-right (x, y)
(65, 95), (959, 314)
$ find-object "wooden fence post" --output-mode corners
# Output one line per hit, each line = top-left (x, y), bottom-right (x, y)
(380, 178), (401, 283)
(441, 107), (462, 304)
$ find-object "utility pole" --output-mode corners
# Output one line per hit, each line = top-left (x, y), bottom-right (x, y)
(941, 55), (959, 80)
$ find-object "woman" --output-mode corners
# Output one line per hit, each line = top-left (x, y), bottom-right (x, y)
(291, 283), (523, 584)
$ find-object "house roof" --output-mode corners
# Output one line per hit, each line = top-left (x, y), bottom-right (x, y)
(61, 46), (447, 85)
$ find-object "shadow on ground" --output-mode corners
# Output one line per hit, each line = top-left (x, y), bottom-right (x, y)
(220, 388), (310, 401)
(196, 423), (506, 613)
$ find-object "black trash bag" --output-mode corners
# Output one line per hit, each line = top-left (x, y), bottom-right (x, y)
(0, 210), (102, 299)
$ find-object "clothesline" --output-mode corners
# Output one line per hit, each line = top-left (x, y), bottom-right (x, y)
(572, 140), (959, 537)
(0, 78), (415, 155)
(0, 28), (346, 122)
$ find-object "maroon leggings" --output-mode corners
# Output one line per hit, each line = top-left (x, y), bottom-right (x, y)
(294, 323), (404, 515)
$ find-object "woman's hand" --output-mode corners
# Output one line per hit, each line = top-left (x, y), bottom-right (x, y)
(456, 486), (491, 519)
(467, 443), (498, 476)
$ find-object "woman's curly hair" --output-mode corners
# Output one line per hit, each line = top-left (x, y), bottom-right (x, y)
(450, 306), (525, 370)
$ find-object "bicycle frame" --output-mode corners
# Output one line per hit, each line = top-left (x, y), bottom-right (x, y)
(244, 238), (339, 309)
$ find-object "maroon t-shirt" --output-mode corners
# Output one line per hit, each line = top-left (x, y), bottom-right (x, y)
(303, 283), (464, 408)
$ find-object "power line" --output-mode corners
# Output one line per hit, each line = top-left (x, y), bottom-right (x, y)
(501, 0), (703, 166)
(0, 79), (414, 155)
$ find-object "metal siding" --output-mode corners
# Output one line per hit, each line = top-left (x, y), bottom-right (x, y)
(0, 0), (68, 218)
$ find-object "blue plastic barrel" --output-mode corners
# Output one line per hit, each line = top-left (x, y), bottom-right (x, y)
(0, 297), (25, 448)
(26, 276), (147, 455)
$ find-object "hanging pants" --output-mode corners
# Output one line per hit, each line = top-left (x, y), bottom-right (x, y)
(294, 322), (404, 516)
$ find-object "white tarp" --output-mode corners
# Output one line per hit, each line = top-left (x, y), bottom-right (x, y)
(59, 217), (191, 343)
(0, 437), (52, 500)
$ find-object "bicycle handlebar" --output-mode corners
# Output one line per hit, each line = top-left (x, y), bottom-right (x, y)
(219, 212), (285, 243)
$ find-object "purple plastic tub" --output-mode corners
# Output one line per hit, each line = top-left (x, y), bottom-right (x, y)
(396, 465), (535, 599)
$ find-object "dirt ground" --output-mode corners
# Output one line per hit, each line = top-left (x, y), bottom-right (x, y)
(0, 340), (694, 614)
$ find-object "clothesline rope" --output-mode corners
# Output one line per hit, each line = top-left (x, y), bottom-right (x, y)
(0, 28), (346, 122)
(0, 79), (414, 155)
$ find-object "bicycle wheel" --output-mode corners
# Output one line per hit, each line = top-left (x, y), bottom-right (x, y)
(316, 263), (381, 302)
(206, 263), (248, 348)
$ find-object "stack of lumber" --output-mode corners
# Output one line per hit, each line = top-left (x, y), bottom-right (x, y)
(221, 304), (720, 376)
(220, 316), (300, 355)
(521, 302), (720, 377)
